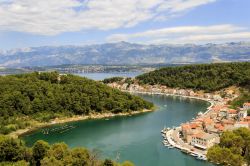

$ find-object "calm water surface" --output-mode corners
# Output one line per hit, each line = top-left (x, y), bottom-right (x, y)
(23, 93), (213, 166)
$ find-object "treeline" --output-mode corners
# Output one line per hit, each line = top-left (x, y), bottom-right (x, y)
(0, 72), (153, 134)
(207, 128), (250, 166)
(136, 62), (250, 91)
(103, 77), (123, 84)
(0, 135), (134, 166)
(230, 85), (250, 108)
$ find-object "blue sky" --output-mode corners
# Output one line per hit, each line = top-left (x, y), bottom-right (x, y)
(0, 0), (250, 50)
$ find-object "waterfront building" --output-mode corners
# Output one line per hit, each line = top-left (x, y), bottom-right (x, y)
(191, 132), (219, 150)
(181, 123), (201, 143)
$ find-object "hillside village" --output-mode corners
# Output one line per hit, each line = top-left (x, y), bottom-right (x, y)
(108, 81), (250, 155)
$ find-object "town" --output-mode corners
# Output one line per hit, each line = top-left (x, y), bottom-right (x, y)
(107, 81), (250, 160)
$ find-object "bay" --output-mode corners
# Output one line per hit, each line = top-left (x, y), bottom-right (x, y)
(22, 94), (213, 166)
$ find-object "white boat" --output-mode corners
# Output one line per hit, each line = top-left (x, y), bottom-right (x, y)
(168, 146), (174, 149)
(196, 155), (207, 161)
(190, 153), (199, 157)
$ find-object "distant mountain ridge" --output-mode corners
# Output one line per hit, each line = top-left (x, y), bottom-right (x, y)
(0, 41), (250, 67)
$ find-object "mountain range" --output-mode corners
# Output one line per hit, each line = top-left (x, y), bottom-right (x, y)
(0, 42), (250, 67)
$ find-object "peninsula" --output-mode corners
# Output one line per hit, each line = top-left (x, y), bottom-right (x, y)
(0, 72), (153, 137)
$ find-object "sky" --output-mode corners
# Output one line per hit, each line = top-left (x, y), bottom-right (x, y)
(0, 0), (250, 50)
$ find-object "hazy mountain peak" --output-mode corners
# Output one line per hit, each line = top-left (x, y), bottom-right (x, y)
(0, 42), (249, 67)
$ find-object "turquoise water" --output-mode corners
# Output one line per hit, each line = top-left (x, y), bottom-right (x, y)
(22, 94), (213, 166)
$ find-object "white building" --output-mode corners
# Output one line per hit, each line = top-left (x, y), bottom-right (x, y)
(234, 121), (249, 129)
(238, 110), (247, 119)
(191, 132), (218, 150)
(243, 103), (250, 111)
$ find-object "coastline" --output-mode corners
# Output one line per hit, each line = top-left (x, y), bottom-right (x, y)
(8, 109), (153, 138)
(9, 88), (215, 140)
(125, 90), (214, 112)
(9, 89), (213, 139)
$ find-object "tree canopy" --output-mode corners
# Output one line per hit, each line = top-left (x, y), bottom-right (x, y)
(0, 135), (134, 166)
(136, 62), (250, 92)
(0, 72), (153, 134)
(207, 128), (250, 166)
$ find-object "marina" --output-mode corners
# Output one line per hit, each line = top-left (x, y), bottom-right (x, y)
(161, 127), (208, 161)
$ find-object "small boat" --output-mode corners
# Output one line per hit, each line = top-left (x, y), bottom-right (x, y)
(105, 119), (109, 121)
(164, 143), (170, 146)
(168, 146), (174, 149)
(190, 153), (199, 157)
(196, 155), (207, 161)
(181, 149), (190, 154)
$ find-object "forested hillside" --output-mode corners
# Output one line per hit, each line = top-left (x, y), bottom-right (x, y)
(207, 128), (250, 166)
(0, 135), (134, 166)
(136, 62), (250, 91)
(0, 72), (153, 134)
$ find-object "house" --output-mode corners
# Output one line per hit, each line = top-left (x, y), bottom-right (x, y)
(181, 123), (201, 143)
(191, 132), (219, 150)
(213, 95), (222, 101)
(227, 109), (237, 118)
(234, 121), (249, 129)
(243, 103), (250, 111)
(244, 116), (250, 122)
(238, 110), (247, 119)
(218, 109), (228, 118)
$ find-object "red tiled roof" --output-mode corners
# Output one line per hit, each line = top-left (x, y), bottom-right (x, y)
(239, 121), (249, 124)
(244, 103), (250, 106)
(218, 126), (224, 131)
(222, 119), (235, 125)
(244, 116), (250, 121)
(228, 109), (237, 114)
(212, 105), (223, 112)
(190, 123), (198, 129)
(203, 118), (213, 124)
(181, 124), (191, 130)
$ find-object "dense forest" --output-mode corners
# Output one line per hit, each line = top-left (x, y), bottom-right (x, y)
(0, 135), (134, 166)
(136, 62), (250, 92)
(103, 77), (123, 84)
(207, 128), (250, 166)
(0, 72), (153, 134)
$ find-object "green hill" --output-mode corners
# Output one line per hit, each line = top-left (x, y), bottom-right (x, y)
(136, 62), (250, 92)
(0, 72), (153, 134)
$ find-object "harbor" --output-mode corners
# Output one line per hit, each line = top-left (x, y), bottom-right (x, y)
(161, 127), (207, 161)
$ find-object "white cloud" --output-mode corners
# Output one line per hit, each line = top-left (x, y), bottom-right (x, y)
(0, 0), (217, 35)
(106, 24), (250, 44)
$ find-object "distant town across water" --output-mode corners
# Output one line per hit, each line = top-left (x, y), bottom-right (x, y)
(0, 64), (184, 76)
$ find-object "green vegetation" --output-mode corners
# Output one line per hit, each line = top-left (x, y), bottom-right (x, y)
(0, 135), (134, 166)
(0, 72), (153, 134)
(230, 86), (250, 108)
(136, 62), (250, 91)
(103, 77), (124, 84)
(207, 128), (250, 166)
